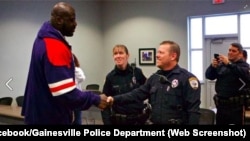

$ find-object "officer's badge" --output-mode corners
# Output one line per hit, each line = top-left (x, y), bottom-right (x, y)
(189, 77), (199, 90)
(171, 79), (178, 88)
(132, 76), (136, 84)
(166, 86), (170, 91)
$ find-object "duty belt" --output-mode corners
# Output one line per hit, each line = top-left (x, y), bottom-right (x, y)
(113, 113), (145, 120)
(214, 94), (244, 107)
(148, 119), (183, 125)
(110, 113), (149, 125)
(167, 119), (182, 125)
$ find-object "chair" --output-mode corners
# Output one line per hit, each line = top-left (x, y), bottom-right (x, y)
(16, 96), (24, 107)
(0, 97), (13, 105)
(199, 108), (216, 125)
(86, 84), (99, 91)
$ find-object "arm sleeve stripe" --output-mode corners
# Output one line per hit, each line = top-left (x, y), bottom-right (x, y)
(49, 78), (74, 88)
(51, 85), (76, 96)
(48, 78), (76, 95)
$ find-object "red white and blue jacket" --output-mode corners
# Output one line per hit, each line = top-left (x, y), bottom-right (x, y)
(22, 21), (100, 124)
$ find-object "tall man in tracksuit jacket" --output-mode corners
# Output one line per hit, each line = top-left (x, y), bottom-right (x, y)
(22, 2), (107, 124)
(107, 41), (201, 124)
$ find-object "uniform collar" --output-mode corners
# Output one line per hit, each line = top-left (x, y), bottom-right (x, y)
(157, 64), (180, 75)
(114, 64), (133, 74)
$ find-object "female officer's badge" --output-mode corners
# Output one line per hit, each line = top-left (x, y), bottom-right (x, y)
(189, 77), (199, 90)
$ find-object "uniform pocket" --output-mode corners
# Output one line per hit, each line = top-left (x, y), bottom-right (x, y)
(166, 90), (182, 106)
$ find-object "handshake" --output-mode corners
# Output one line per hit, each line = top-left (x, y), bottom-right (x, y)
(96, 94), (114, 110)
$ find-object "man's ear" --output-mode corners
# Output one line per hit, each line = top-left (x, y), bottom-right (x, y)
(55, 16), (63, 25)
(171, 52), (177, 61)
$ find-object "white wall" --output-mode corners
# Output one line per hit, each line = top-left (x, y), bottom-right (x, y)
(0, 0), (249, 107)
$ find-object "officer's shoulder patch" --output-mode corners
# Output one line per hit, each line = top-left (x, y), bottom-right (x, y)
(188, 77), (199, 90)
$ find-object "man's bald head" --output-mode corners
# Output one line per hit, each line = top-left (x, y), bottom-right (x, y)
(50, 2), (77, 36)
(51, 2), (74, 19)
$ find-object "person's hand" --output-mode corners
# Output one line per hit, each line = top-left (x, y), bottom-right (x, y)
(107, 96), (114, 106)
(211, 58), (219, 68)
(219, 55), (230, 65)
(97, 94), (108, 110)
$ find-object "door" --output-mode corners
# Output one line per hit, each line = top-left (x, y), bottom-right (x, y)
(204, 37), (238, 109)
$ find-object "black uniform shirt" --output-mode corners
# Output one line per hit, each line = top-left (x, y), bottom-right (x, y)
(205, 59), (250, 97)
(113, 65), (201, 124)
(101, 64), (146, 124)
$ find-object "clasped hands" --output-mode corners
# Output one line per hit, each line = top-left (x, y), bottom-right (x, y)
(97, 94), (114, 110)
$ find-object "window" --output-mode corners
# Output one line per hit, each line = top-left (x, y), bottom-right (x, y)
(205, 15), (238, 35)
(190, 50), (203, 81)
(189, 17), (203, 81)
(240, 14), (250, 47)
(190, 18), (203, 49)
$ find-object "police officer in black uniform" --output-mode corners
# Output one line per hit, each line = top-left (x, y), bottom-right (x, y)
(206, 43), (250, 125)
(107, 41), (201, 124)
(101, 44), (148, 125)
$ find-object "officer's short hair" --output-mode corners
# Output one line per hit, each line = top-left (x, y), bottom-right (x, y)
(113, 44), (129, 55)
(243, 50), (247, 59)
(231, 43), (243, 52)
(160, 40), (180, 62)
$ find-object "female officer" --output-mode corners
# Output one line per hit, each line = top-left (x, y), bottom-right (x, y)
(101, 44), (148, 125)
